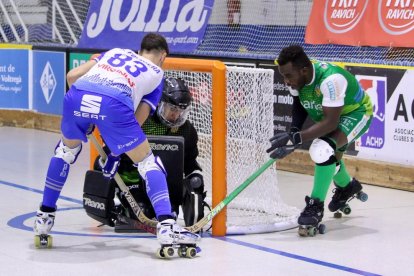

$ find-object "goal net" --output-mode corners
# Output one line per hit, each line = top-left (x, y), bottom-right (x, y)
(0, 0), (88, 45)
(2, 0), (413, 65)
(164, 58), (299, 235)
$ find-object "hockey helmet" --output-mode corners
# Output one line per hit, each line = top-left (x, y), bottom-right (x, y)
(157, 77), (192, 128)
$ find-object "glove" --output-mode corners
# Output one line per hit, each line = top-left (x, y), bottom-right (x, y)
(266, 128), (302, 159)
(99, 153), (120, 178)
(187, 173), (204, 189)
(86, 124), (95, 136)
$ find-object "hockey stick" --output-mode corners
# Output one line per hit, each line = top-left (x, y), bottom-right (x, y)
(184, 158), (276, 233)
(88, 134), (158, 231)
(89, 134), (276, 234)
(115, 213), (157, 235)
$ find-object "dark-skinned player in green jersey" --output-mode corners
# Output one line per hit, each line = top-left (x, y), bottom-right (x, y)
(267, 45), (372, 236)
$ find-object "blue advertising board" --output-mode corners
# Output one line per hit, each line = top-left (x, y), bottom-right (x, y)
(78, 0), (214, 53)
(0, 49), (29, 109)
(33, 51), (66, 115)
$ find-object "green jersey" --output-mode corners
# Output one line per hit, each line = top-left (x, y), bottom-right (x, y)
(290, 61), (373, 122)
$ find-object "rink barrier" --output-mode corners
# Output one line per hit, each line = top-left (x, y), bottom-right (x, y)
(0, 109), (413, 192)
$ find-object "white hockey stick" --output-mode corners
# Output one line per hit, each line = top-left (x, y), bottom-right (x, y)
(89, 134), (276, 235)
(88, 134), (158, 232)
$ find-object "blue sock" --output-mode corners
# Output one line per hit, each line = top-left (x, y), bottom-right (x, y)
(41, 157), (70, 208)
(145, 170), (172, 219)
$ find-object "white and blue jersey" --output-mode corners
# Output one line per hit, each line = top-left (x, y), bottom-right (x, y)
(75, 48), (164, 112)
(61, 48), (164, 155)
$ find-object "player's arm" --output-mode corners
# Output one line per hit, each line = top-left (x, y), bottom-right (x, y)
(299, 106), (342, 142)
(300, 74), (347, 142)
(67, 59), (97, 87)
(135, 102), (152, 125)
(267, 74), (346, 159)
(290, 95), (308, 131)
(137, 81), (164, 125)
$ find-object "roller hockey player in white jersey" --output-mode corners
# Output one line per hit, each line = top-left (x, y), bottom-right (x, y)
(33, 33), (200, 253)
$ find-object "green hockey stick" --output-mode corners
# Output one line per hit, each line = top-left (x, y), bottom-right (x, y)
(88, 134), (158, 230)
(185, 158), (277, 233)
(89, 134), (276, 234)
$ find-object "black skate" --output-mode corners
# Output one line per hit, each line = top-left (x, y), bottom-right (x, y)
(328, 178), (368, 218)
(298, 196), (326, 237)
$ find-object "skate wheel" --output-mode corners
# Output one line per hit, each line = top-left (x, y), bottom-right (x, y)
(318, 224), (326, 234)
(308, 227), (317, 237)
(186, 247), (197, 258)
(357, 192), (368, 202)
(178, 248), (184, 258)
(34, 235), (52, 249)
(298, 226), (308, 237)
(34, 236), (41, 248)
(163, 247), (174, 258)
(334, 212), (342, 219)
(342, 205), (351, 215)
(46, 235), (53, 248)
(156, 248), (165, 259)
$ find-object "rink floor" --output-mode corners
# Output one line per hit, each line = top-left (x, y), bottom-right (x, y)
(0, 126), (413, 276)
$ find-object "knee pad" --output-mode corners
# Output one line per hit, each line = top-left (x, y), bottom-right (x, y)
(309, 138), (337, 165)
(137, 152), (166, 180)
(55, 140), (82, 164)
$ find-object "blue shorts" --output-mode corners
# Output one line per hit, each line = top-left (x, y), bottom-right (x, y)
(61, 87), (146, 155)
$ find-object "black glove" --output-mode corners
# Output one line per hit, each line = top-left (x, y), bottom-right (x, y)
(266, 129), (302, 159)
(185, 172), (204, 192)
(86, 124), (95, 136)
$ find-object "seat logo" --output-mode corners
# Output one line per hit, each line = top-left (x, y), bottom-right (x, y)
(80, 94), (102, 114)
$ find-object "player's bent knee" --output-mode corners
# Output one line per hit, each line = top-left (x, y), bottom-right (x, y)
(54, 140), (82, 164)
(137, 152), (166, 179)
(309, 138), (337, 165)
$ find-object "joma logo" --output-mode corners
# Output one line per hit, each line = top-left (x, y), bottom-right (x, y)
(85, 0), (211, 38)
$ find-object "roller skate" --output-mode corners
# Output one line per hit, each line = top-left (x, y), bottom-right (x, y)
(328, 178), (368, 218)
(156, 219), (201, 259)
(33, 208), (55, 248)
(297, 196), (326, 237)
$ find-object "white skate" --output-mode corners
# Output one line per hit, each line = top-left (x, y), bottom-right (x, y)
(156, 219), (201, 258)
(34, 209), (55, 248)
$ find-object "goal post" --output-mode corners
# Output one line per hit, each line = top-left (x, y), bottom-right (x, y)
(164, 58), (228, 236)
(90, 57), (299, 236)
(164, 58), (299, 235)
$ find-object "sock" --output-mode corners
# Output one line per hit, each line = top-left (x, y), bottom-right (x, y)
(40, 205), (56, 213)
(158, 215), (175, 222)
(41, 157), (70, 208)
(310, 163), (336, 202)
(144, 170), (172, 220)
(332, 159), (351, 188)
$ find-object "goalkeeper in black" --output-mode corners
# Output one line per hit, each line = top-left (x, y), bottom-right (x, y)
(108, 77), (206, 231)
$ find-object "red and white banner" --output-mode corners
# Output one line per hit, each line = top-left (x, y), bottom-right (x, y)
(305, 0), (414, 47)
